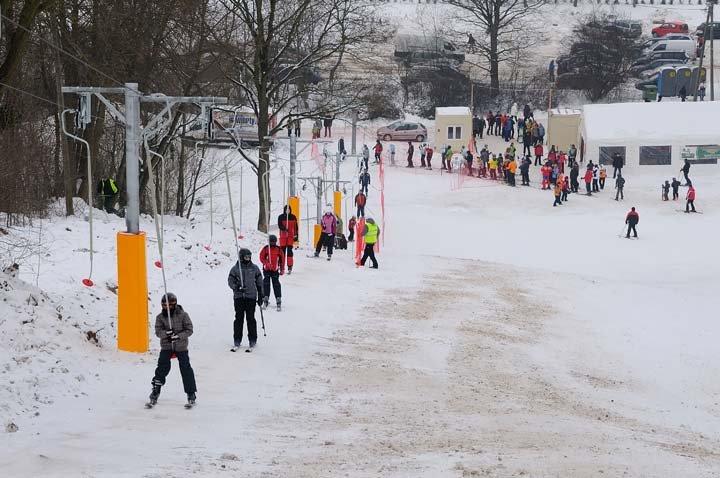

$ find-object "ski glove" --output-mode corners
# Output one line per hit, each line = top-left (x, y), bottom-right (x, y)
(257, 297), (264, 307)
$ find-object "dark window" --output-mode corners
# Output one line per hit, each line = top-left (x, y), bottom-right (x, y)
(599, 146), (625, 165)
(639, 146), (671, 165)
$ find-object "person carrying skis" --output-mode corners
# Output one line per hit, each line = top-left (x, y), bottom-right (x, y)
(680, 159), (691, 185)
(662, 180), (670, 201)
(584, 166), (593, 195)
(625, 207), (639, 238)
(348, 216), (357, 242)
(148, 292), (197, 407)
(278, 205), (298, 274)
(686, 183), (696, 213)
(313, 206), (337, 260)
(359, 169), (371, 194)
(259, 235), (285, 311)
(228, 249), (264, 351)
(359, 217), (380, 269)
(389, 142), (396, 166)
(373, 140), (383, 164)
(615, 174), (625, 201)
(671, 177), (681, 200)
(406, 141), (414, 168)
(355, 191), (367, 217)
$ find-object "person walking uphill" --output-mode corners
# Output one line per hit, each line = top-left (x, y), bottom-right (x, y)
(314, 206), (337, 260)
(228, 249), (264, 352)
(625, 207), (639, 238)
(359, 217), (380, 269)
(359, 169), (371, 194)
(278, 205), (298, 274)
(259, 235), (285, 311)
(147, 293), (197, 408)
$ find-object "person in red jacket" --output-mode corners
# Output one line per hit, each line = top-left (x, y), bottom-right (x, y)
(534, 143), (543, 166)
(355, 191), (367, 217)
(625, 207), (639, 238)
(259, 235), (285, 310)
(540, 164), (550, 190)
(686, 183), (696, 212)
(348, 216), (357, 242)
(584, 166), (593, 195)
(278, 205), (298, 274)
(372, 140), (383, 164)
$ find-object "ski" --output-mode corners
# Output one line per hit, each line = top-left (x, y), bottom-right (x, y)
(145, 401), (157, 409)
(676, 210), (702, 214)
(245, 348), (252, 353)
(230, 346), (240, 352)
(184, 403), (194, 409)
(617, 235), (638, 240)
(276, 304), (281, 312)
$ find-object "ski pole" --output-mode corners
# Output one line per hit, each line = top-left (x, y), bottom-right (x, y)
(259, 302), (267, 336)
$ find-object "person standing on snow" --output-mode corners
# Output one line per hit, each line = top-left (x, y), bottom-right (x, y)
(313, 206), (337, 260)
(553, 182), (562, 207)
(680, 159), (691, 185)
(612, 152), (624, 178)
(425, 145), (434, 170)
(625, 207), (639, 238)
(534, 143), (543, 166)
(348, 216), (357, 242)
(147, 293), (197, 407)
(406, 141), (414, 168)
(570, 161), (579, 193)
(671, 177), (681, 200)
(373, 140), (383, 164)
(361, 144), (370, 170)
(584, 166), (593, 195)
(486, 111), (495, 136)
(444, 145), (453, 172)
(615, 174), (625, 201)
(338, 137), (346, 161)
(599, 167), (607, 190)
(420, 143), (427, 168)
(662, 180), (670, 201)
(228, 249), (264, 351)
(359, 169), (371, 194)
(686, 183), (697, 213)
(592, 164), (600, 192)
(355, 191), (367, 218)
(278, 205), (298, 274)
(359, 217), (380, 269)
(259, 235), (285, 311)
(389, 142), (396, 166)
(568, 144), (578, 165)
(520, 156), (530, 185)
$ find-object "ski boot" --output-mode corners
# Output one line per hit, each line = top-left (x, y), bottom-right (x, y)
(327, 255), (332, 261)
(287, 267), (292, 275)
(185, 392), (196, 409)
(147, 379), (162, 407)
(276, 298), (282, 312)
(262, 297), (269, 310)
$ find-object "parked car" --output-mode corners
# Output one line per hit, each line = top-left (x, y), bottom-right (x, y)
(394, 35), (464, 63)
(651, 21), (689, 37)
(614, 20), (643, 37)
(376, 121), (428, 142)
(641, 34), (692, 50)
(643, 39), (695, 58)
(695, 22), (720, 39)
(632, 51), (688, 68)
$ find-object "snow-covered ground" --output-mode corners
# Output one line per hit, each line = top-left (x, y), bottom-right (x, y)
(1, 120), (719, 476)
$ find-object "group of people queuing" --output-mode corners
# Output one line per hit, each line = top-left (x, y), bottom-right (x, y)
(662, 159), (698, 213)
(473, 104), (545, 147)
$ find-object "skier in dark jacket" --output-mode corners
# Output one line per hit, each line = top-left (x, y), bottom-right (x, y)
(406, 142), (414, 168)
(148, 292), (197, 407)
(671, 178), (681, 200)
(519, 156), (530, 185)
(680, 159), (691, 185)
(359, 170), (371, 194)
(570, 161), (579, 192)
(228, 249), (264, 351)
(625, 207), (639, 238)
(615, 174), (625, 201)
(611, 152), (624, 178)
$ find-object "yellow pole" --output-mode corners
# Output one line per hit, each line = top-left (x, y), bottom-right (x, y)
(333, 191), (342, 220)
(288, 196), (300, 245)
(313, 224), (322, 249)
(117, 232), (149, 352)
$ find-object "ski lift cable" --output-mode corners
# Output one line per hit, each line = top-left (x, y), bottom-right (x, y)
(143, 135), (169, 305)
(61, 109), (95, 287)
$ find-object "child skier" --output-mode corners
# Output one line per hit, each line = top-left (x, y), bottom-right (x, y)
(671, 178), (680, 200)
(259, 235), (285, 311)
(662, 180), (670, 201)
(599, 167), (607, 190)
(561, 176), (570, 202)
(686, 184), (696, 212)
(147, 292), (197, 408)
(553, 182), (562, 207)
(348, 216), (357, 242)
(313, 207), (337, 260)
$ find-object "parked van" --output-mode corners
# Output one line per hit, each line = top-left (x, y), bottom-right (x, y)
(641, 34), (692, 50)
(643, 39), (695, 59)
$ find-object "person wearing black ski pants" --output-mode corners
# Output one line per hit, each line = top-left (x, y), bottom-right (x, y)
(361, 243), (378, 268)
(263, 271), (282, 303)
(233, 298), (258, 346)
(154, 350), (196, 395)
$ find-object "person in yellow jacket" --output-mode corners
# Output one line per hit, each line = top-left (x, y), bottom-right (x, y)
(359, 217), (380, 269)
(489, 156), (498, 180)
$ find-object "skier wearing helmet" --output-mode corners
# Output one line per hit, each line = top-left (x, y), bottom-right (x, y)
(313, 206), (337, 261)
(227, 248), (264, 351)
(259, 235), (285, 311)
(147, 292), (197, 408)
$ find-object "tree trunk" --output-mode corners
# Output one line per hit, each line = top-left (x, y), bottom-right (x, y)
(489, 30), (500, 95)
(256, 104), (271, 233)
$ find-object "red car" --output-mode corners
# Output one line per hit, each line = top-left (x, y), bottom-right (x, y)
(652, 21), (689, 37)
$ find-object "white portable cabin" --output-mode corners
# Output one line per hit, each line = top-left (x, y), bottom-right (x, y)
(579, 101), (720, 168)
(547, 108), (582, 154)
(435, 106), (472, 153)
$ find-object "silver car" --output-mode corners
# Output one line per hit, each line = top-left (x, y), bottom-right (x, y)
(376, 121), (428, 142)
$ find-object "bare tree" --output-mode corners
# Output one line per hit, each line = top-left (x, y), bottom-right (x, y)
(216, 0), (372, 231)
(445, 0), (543, 94)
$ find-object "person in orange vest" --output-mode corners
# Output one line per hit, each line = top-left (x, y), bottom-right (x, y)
(685, 183), (696, 213)
(553, 182), (562, 207)
(599, 167), (607, 190)
(259, 235), (285, 311)
(507, 157), (517, 186)
(354, 191), (367, 217)
(277, 205), (298, 274)
(625, 207), (639, 238)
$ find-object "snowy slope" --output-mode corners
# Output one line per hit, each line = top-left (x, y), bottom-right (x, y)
(1, 118), (719, 476)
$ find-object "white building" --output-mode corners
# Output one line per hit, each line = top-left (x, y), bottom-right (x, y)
(434, 106), (472, 153)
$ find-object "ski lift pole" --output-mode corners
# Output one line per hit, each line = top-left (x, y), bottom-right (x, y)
(61, 109), (94, 287)
(143, 136), (170, 309)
